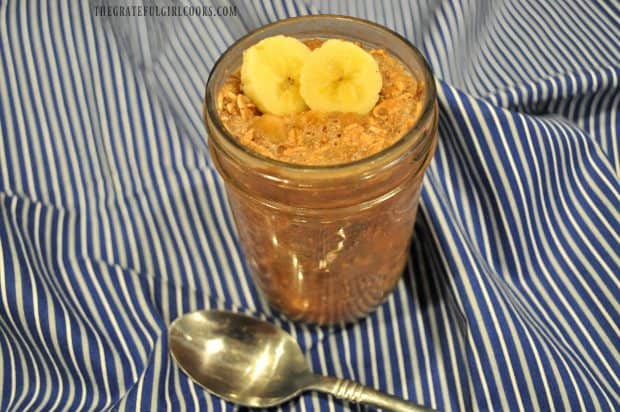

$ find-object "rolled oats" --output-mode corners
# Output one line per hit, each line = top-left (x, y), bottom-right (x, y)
(216, 39), (423, 166)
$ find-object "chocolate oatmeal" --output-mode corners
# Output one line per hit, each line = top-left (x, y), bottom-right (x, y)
(205, 25), (438, 324)
(216, 40), (424, 165)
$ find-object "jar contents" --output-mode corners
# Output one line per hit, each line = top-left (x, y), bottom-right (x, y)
(211, 35), (433, 324)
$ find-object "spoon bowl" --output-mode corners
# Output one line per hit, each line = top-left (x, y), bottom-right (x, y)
(169, 310), (313, 407)
(169, 310), (435, 411)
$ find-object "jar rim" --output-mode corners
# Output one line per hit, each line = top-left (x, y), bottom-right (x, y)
(205, 14), (437, 175)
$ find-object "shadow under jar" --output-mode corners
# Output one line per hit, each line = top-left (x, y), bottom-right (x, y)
(204, 15), (438, 325)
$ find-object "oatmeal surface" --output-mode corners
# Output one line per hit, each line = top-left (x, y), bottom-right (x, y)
(216, 40), (424, 166)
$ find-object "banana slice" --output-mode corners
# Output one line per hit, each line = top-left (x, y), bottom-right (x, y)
(299, 39), (382, 115)
(241, 35), (311, 116)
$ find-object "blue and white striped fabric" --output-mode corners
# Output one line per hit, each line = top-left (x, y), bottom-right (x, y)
(1, 1), (618, 411)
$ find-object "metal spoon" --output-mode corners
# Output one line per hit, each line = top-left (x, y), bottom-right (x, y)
(169, 310), (436, 411)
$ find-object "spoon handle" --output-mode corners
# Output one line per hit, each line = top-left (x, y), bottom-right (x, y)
(309, 375), (436, 412)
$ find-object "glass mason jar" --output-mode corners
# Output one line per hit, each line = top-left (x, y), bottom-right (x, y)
(203, 15), (438, 324)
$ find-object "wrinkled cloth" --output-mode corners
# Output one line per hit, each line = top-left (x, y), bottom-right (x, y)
(0, 1), (618, 411)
